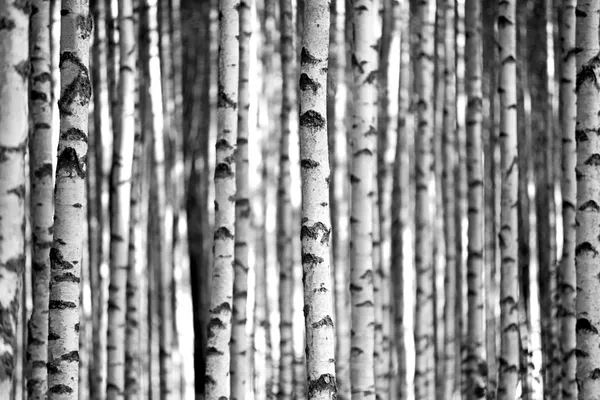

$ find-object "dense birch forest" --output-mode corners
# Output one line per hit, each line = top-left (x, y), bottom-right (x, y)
(0, 0), (597, 399)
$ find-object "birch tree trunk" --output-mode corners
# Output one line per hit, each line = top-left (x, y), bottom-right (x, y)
(277, 0), (296, 398)
(48, 0), (92, 398)
(558, 0), (576, 398)
(497, 0), (520, 397)
(230, 1), (252, 398)
(348, 1), (378, 398)
(574, 0), (600, 398)
(464, 0), (486, 398)
(106, 0), (137, 397)
(27, 0), (53, 397)
(299, 1), (337, 398)
(414, 0), (436, 397)
(0, 0), (29, 396)
(205, 0), (239, 397)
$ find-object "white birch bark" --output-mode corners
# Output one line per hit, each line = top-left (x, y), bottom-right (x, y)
(299, 1), (337, 399)
(47, 0), (91, 398)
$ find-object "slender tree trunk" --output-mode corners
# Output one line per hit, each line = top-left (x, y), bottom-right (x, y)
(0, 0), (29, 396)
(277, 0), (296, 398)
(27, 0), (53, 397)
(327, 0), (350, 398)
(574, 0), (600, 398)
(349, 1), (378, 398)
(496, 0), (520, 397)
(230, 1), (252, 399)
(464, 0), (486, 398)
(414, 0), (435, 397)
(47, 0), (92, 398)
(558, 0), (576, 398)
(106, 0), (137, 397)
(441, 0), (457, 398)
(205, 0), (239, 397)
(299, 1), (336, 399)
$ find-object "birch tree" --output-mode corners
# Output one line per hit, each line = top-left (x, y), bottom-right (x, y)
(205, 0), (239, 397)
(559, 0), (576, 397)
(348, 0), (378, 398)
(106, 0), (137, 397)
(27, 0), (53, 397)
(497, 0), (520, 397)
(299, 0), (337, 398)
(464, 0), (486, 397)
(574, 0), (600, 398)
(0, 0), (28, 396)
(47, 0), (92, 398)
(414, 0), (436, 397)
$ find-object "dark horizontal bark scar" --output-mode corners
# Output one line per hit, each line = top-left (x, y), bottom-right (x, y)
(7, 184), (25, 198)
(215, 138), (234, 151)
(301, 159), (319, 168)
(14, 0), (31, 13)
(497, 16), (514, 28)
(214, 163), (234, 179)
(30, 90), (48, 102)
(32, 72), (52, 84)
(356, 300), (374, 307)
(354, 148), (372, 157)
(14, 60), (30, 80)
(34, 163), (53, 179)
(48, 384), (74, 394)
(214, 227), (234, 240)
(576, 54), (600, 92)
(575, 242), (598, 257)
(49, 300), (77, 309)
(56, 147), (86, 179)
(301, 221), (330, 244)
(50, 248), (75, 271)
(302, 253), (324, 266)
(2, 256), (25, 274)
(53, 272), (80, 283)
(57, 52), (91, 116)
(300, 47), (321, 65)
(307, 373), (337, 397)
(217, 84), (237, 109)
(0, 17), (16, 31)
(312, 315), (333, 328)
(60, 350), (79, 362)
(210, 302), (232, 314)
(579, 200), (600, 212)
(576, 318), (599, 334)
(299, 110), (325, 130)
(76, 14), (94, 39)
(299, 73), (320, 92)
(60, 127), (88, 143)
(206, 347), (225, 356)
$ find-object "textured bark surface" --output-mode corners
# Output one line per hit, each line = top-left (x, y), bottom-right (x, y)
(559, 0), (576, 398)
(327, 0), (350, 398)
(414, 0), (436, 398)
(230, 1), (251, 399)
(574, 0), (600, 398)
(205, 0), (239, 397)
(496, 0), (519, 398)
(0, 0), (28, 396)
(106, 0), (137, 397)
(464, 0), (486, 398)
(27, 0), (53, 397)
(277, 0), (296, 398)
(299, 1), (337, 399)
(48, 0), (91, 398)
(349, 1), (378, 399)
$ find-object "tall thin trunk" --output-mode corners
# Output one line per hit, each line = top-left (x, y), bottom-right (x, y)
(277, 0), (296, 398)
(441, 0), (457, 397)
(349, 1), (378, 399)
(464, 0), (486, 398)
(299, 1), (337, 399)
(27, 0), (53, 397)
(230, 0), (252, 398)
(414, 0), (435, 397)
(205, 0), (239, 397)
(0, 0), (29, 396)
(574, 0), (600, 398)
(496, 0), (520, 397)
(47, 0), (92, 398)
(327, 0), (350, 398)
(558, 0), (576, 398)
(106, 0), (137, 397)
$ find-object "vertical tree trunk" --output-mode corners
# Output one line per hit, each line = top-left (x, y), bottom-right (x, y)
(230, 1), (251, 399)
(277, 0), (296, 398)
(47, 0), (92, 398)
(558, 0), (576, 398)
(574, 0), (600, 398)
(299, 1), (337, 399)
(106, 0), (137, 397)
(441, 0), (457, 397)
(0, 0), (28, 396)
(205, 0), (239, 397)
(414, 0), (435, 397)
(464, 0), (486, 398)
(496, 0), (519, 397)
(327, 0), (350, 398)
(27, 0), (53, 397)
